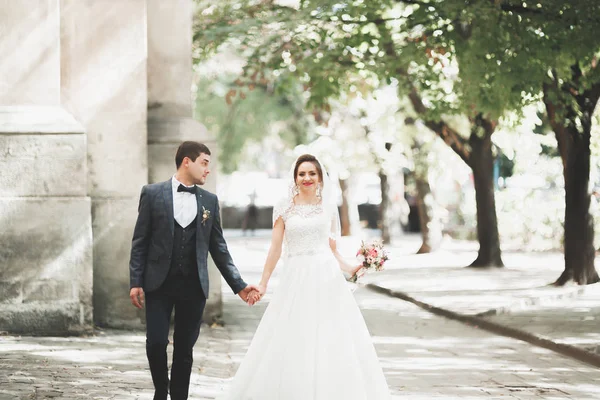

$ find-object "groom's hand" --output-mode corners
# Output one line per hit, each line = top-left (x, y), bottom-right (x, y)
(238, 284), (260, 305)
(247, 284), (266, 306)
(130, 287), (145, 309)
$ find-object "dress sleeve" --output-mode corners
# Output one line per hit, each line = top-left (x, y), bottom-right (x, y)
(272, 199), (290, 227)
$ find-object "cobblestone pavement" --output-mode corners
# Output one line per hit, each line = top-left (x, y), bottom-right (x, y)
(1, 234), (599, 399)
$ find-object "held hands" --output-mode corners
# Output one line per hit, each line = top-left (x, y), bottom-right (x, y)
(131, 285), (263, 308)
(238, 284), (266, 306)
(238, 284), (265, 306)
(248, 284), (266, 306)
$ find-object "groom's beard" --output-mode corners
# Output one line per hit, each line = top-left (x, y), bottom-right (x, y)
(196, 174), (209, 185)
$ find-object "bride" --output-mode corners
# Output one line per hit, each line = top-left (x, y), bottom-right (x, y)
(217, 154), (391, 400)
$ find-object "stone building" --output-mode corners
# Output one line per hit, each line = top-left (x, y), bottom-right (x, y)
(0, 0), (222, 334)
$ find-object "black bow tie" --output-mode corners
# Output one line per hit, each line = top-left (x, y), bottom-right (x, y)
(177, 184), (197, 194)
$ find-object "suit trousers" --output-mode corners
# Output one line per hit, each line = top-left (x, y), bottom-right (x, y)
(145, 273), (206, 400)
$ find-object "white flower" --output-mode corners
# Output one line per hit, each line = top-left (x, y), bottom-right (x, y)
(201, 206), (211, 225)
(274, 0), (300, 9)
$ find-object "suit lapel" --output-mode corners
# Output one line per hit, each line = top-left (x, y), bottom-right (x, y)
(162, 180), (174, 237)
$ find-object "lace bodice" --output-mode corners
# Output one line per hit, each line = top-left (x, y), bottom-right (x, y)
(273, 202), (335, 257)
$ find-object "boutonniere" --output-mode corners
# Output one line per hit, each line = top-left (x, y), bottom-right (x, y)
(201, 206), (211, 226)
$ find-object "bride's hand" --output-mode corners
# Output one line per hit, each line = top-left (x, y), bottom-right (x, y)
(350, 264), (363, 277)
(346, 265), (365, 283)
(247, 290), (259, 306)
(248, 284), (267, 306)
(259, 283), (267, 293)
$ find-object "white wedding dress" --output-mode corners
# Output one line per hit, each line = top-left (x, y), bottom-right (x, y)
(217, 201), (391, 400)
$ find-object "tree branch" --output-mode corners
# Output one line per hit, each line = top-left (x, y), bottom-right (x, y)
(394, 0), (430, 5)
(543, 81), (570, 171)
(424, 119), (472, 166)
(589, 82), (600, 111)
(498, 2), (543, 15)
(405, 81), (471, 164)
(313, 15), (405, 26)
(382, 38), (471, 165)
(394, 0), (542, 15)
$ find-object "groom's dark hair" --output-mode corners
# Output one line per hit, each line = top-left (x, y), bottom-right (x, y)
(175, 141), (211, 169)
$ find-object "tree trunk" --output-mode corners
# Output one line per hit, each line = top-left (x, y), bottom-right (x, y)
(392, 47), (505, 267)
(413, 150), (442, 253)
(468, 117), (504, 267)
(415, 175), (441, 253)
(545, 77), (600, 285)
(339, 178), (351, 236)
(556, 129), (599, 284)
(405, 87), (505, 266)
(379, 170), (391, 244)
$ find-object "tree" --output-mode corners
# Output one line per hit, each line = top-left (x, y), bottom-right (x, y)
(194, 74), (311, 173)
(193, 0), (506, 266)
(405, 118), (443, 253)
(360, 91), (444, 252)
(420, 0), (600, 284)
(544, 69), (600, 285)
(304, 93), (408, 241)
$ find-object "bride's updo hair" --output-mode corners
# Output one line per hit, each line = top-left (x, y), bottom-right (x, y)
(293, 154), (324, 183)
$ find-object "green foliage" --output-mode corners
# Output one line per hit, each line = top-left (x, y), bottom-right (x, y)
(408, 0), (600, 118)
(195, 1), (408, 110)
(194, 75), (311, 173)
(194, 0), (600, 123)
(192, 0), (600, 252)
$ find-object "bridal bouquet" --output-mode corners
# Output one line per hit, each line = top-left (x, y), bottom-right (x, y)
(349, 240), (389, 283)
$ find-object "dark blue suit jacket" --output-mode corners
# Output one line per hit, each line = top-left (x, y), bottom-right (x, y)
(128, 179), (246, 297)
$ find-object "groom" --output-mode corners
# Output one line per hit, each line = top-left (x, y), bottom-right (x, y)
(129, 141), (259, 400)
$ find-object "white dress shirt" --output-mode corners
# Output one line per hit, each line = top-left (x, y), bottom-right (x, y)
(171, 176), (198, 228)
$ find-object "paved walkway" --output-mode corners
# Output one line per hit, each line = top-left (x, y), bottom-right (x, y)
(1, 233), (599, 399)
(358, 234), (600, 362)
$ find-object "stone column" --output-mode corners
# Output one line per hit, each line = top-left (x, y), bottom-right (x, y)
(147, 0), (222, 322)
(0, 1), (93, 334)
(60, 0), (148, 328)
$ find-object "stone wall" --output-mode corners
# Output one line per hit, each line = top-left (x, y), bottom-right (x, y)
(0, 0), (93, 334)
(147, 0), (223, 322)
(60, 0), (148, 329)
(0, 106), (93, 334)
(0, 0), (223, 334)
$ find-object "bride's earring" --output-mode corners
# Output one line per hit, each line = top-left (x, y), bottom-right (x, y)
(316, 183), (322, 198)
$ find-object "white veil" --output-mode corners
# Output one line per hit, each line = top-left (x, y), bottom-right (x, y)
(273, 154), (341, 241)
